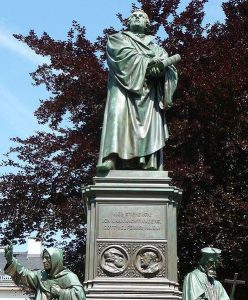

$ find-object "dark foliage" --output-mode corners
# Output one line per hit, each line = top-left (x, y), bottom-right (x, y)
(0, 0), (247, 297)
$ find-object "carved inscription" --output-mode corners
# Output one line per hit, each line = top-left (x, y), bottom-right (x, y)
(98, 205), (166, 239)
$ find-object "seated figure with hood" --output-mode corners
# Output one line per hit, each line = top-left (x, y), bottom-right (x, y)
(4, 241), (86, 300)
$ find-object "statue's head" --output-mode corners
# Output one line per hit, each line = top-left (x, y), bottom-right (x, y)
(140, 251), (158, 268)
(42, 248), (64, 277)
(104, 248), (125, 268)
(199, 247), (221, 278)
(127, 10), (150, 33)
(42, 250), (52, 273)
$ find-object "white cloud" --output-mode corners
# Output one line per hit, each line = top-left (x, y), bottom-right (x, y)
(0, 84), (40, 137)
(0, 26), (50, 65)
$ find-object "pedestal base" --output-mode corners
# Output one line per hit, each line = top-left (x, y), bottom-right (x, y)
(83, 171), (182, 300)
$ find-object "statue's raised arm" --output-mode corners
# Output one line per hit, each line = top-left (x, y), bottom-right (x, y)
(4, 239), (13, 265)
(4, 242), (86, 300)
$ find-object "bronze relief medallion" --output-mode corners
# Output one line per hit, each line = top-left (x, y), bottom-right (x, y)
(99, 245), (129, 276)
(134, 245), (164, 276)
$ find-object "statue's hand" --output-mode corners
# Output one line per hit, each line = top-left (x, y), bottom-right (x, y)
(51, 284), (62, 297)
(148, 56), (162, 66)
(148, 66), (163, 77)
(4, 240), (13, 264)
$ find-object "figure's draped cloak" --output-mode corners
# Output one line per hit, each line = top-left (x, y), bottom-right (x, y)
(4, 248), (85, 300)
(98, 31), (178, 168)
(182, 268), (230, 300)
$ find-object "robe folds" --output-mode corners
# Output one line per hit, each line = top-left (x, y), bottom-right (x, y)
(98, 31), (178, 169)
(5, 248), (85, 300)
(182, 267), (230, 300)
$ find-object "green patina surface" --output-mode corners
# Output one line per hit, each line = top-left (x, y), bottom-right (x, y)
(98, 10), (179, 171)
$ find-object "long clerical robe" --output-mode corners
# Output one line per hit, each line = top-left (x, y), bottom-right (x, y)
(182, 267), (230, 300)
(5, 248), (85, 300)
(98, 31), (178, 169)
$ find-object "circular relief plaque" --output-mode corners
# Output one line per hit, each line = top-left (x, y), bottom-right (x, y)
(99, 245), (129, 276)
(134, 245), (164, 276)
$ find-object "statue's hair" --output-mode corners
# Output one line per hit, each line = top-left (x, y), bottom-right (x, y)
(199, 254), (217, 267)
(127, 9), (150, 30)
(104, 248), (123, 258)
(199, 247), (220, 266)
(142, 251), (159, 262)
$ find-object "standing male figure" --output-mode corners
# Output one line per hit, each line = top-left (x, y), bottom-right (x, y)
(182, 247), (230, 300)
(97, 10), (180, 172)
(4, 241), (86, 300)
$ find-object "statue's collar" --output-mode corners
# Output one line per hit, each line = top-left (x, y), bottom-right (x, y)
(123, 31), (154, 45)
(198, 265), (207, 274)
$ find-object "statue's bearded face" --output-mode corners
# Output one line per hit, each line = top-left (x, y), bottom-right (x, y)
(204, 259), (217, 278)
(140, 252), (157, 268)
(128, 11), (148, 33)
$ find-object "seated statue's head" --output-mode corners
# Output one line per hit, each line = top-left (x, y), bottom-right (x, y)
(199, 247), (221, 278)
(42, 250), (52, 273)
(42, 248), (64, 277)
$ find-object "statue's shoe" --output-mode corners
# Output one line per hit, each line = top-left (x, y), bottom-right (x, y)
(96, 159), (115, 172)
(145, 166), (157, 170)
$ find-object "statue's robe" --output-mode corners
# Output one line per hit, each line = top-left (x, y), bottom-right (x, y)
(182, 267), (230, 300)
(5, 248), (85, 300)
(98, 31), (178, 169)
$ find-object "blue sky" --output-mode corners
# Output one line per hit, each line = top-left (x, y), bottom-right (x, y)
(0, 0), (226, 250)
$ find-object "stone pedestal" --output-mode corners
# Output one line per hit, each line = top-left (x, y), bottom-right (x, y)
(83, 171), (182, 300)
